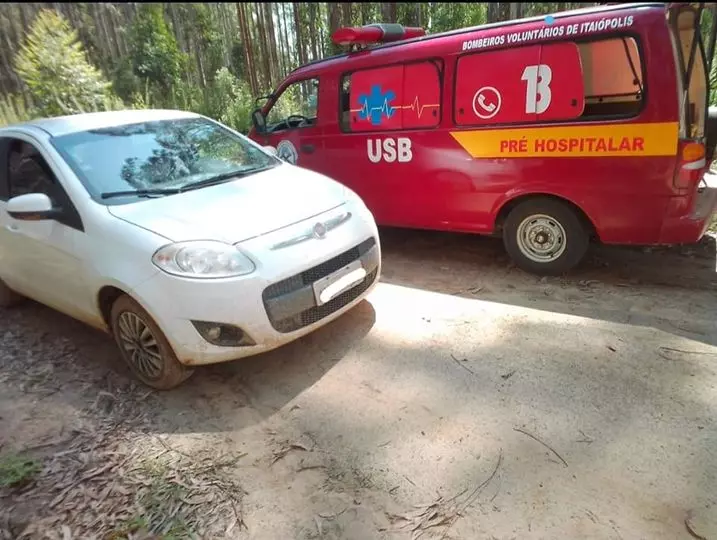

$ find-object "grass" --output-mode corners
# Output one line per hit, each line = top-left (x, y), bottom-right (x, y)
(708, 213), (717, 235)
(0, 453), (41, 488)
(115, 460), (197, 539)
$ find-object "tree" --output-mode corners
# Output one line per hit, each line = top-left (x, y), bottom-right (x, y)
(127, 3), (185, 97)
(14, 9), (114, 117)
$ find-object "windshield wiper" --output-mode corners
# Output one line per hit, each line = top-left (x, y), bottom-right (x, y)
(100, 164), (277, 200)
(101, 188), (182, 199)
(179, 164), (277, 193)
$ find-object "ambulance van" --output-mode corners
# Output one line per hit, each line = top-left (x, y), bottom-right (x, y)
(249, 2), (717, 275)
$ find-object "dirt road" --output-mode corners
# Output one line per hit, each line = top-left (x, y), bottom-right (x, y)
(2, 228), (716, 539)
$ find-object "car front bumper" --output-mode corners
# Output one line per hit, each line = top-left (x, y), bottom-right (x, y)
(130, 201), (381, 366)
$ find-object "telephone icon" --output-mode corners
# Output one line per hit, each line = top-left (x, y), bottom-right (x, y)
(478, 94), (496, 113)
(472, 87), (502, 119)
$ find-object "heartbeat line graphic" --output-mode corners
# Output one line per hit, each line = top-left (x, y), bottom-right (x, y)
(351, 98), (395, 118)
(351, 97), (439, 118)
(400, 95), (440, 118)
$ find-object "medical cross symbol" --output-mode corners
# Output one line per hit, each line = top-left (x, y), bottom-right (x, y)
(358, 84), (396, 126)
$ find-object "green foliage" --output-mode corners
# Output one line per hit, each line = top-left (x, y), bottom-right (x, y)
(0, 94), (32, 127)
(207, 67), (254, 134)
(428, 3), (487, 33)
(14, 9), (115, 117)
(0, 453), (41, 488)
(111, 57), (142, 103)
(192, 3), (224, 84)
(231, 41), (247, 80)
(128, 3), (186, 96)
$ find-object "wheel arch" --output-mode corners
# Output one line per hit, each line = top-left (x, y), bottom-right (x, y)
(97, 285), (127, 333)
(493, 192), (600, 241)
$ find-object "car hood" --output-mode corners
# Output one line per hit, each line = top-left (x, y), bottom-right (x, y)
(107, 163), (349, 244)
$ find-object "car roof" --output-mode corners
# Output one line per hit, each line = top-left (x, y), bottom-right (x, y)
(3, 109), (201, 138)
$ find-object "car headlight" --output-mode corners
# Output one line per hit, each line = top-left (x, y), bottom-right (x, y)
(152, 241), (256, 279)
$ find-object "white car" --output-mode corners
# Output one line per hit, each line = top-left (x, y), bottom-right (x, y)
(0, 110), (381, 389)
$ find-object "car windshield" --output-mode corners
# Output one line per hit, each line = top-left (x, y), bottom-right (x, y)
(51, 117), (280, 202)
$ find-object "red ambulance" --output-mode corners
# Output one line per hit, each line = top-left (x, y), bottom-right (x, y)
(249, 2), (717, 275)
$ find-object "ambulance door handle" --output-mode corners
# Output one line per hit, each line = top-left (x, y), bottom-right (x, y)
(301, 144), (315, 154)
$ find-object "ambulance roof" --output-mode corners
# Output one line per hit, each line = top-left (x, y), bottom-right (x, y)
(289, 2), (665, 78)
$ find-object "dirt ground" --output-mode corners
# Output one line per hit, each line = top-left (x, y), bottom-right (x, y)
(1, 227), (716, 540)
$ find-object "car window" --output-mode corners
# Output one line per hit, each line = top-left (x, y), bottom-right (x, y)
(266, 78), (319, 131)
(8, 140), (58, 202)
(51, 117), (279, 201)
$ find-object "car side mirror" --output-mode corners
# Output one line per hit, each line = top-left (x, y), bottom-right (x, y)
(7, 193), (60, 221)
(263, 145), (277, 156)
(252, 108), (267, 134)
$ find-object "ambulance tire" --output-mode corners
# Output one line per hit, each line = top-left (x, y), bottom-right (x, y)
(0, 278), (24, 308)
(503, 198), (589, 276)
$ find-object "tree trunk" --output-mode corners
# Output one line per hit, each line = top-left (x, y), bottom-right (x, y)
(487, 3), (500, 23)
(262, 3), (277, 85)
(381, 3), (397, 23)
(274, 3), (287, 77)
(253, 2), (271, 91)
(293, 3), (307, 66)
(328, 3), (342, 55)
(169, 4), (186, 54)
(361, 3), (370, 25)
(280, 3), (293, 68)
(237, 2), (258, 95)
(341, 2), (352, 27)
(308, 3), (319, 61)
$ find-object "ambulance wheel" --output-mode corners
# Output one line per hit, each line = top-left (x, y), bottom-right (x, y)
(503, 198), (589, 276)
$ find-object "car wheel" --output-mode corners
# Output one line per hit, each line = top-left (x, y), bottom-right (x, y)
(503, 197), (589, 276)
(110, 295), (193, 390)
(0, 278), (24, 308)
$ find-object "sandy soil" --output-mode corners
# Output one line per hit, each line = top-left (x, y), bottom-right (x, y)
(1, 228), (716, 539)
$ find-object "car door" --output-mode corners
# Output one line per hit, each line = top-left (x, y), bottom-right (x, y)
(0, 135), (94, 321)
(258, 77), (326, 171)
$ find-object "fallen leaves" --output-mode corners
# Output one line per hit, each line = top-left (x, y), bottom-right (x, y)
(1, 392), (246, 540)
(386, 450), (503, 539)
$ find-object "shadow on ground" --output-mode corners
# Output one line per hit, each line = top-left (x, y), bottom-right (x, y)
(377, 226), (717, 346)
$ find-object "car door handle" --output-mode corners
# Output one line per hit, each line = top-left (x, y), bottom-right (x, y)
(5, 224), (19, 232)
(301, 144), (315, 154)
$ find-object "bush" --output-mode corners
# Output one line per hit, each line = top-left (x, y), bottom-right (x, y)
(0, 94), (33, 127)
(128, 3), (186, 102)
(14, 9), (118, 117)
(206, 67), (254, 134)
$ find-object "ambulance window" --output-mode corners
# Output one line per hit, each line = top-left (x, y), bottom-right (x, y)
(340, 60), (441, 132)
(454, 36), (643, 126)
(266, 78), (319, 132)
(578, 37), (644, 119)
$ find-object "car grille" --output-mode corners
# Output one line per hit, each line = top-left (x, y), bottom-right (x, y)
(263, 237), (377, 333)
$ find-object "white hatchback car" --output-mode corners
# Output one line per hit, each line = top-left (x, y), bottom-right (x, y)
(0, 110), (381, 389)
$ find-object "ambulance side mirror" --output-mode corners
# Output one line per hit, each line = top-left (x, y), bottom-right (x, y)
(252, 109), (266, 134)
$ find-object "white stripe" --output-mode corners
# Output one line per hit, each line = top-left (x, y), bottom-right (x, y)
(683, 158), (706, 170)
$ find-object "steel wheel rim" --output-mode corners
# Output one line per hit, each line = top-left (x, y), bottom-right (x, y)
(516, 214), (567, 263)
(117, 312), (163, 380)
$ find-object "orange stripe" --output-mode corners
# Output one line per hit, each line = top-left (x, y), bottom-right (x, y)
(450, 122), (679, 158)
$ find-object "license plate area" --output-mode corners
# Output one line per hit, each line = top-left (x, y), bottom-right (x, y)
(312, 259), (366, 306)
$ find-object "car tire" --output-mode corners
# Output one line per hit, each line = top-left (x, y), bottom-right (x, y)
(503, 197), (589, 276)
(0, 278), (24, 308)
(110, 295), (193, 390)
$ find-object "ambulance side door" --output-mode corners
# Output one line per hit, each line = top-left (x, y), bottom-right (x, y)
(259, 77), (325, 171)
(322, 60), (445, 228)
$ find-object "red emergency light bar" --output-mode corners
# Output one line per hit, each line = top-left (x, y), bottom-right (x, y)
(331, 23), (426, 47)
